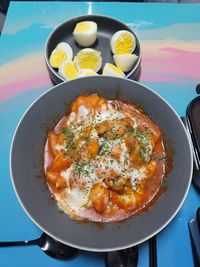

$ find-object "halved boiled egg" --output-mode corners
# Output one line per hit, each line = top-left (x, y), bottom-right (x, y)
(73, 21), (97, 47)
(49, 42), (73, 68)
(113, 54), (138, 72)
(102, 63), (125, 78)
(110, 30), (136, 55)
(75, 48), (102, 72)
(58, 60), (78, 81)
(78, 69), (98, 77)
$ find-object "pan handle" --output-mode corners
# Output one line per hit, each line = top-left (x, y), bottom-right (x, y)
(149, 235), (157, 267)
(196, 207), (200, 233)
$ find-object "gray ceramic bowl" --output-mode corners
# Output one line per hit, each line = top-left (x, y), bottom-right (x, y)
(45, 14), (141, 84)
(10, 76), (192, 252)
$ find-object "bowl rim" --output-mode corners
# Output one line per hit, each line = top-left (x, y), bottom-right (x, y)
(44, 13), (142, 83)
(9, 76), (193, 252)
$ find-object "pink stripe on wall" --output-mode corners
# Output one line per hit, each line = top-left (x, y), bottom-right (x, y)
(0, 74), (52, 101)
(140, 47), (200, 83)
(1, 46), (200, 102)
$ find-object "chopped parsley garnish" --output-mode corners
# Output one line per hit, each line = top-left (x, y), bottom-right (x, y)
(65, 140), (75, 152)
(129, 127), (150, 145)
(62, 127), (75, 139)
(74, 163), (93, 178)
(111, 179), (116, 186)
(99, 141), (110, 156)
(84, 136), (90, 142)
(62, 128), (76, 153)
(139, 146), (151, 159)
(132, 181), (139, 192)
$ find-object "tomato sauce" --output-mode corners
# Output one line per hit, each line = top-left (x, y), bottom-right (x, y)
(44, 94), (171, 222)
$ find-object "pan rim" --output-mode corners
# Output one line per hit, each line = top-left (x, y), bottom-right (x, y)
(9, 76), (193, 252)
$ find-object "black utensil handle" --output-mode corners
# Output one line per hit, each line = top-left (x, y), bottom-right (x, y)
(188, 219), (200, 267)
(196, 207), (200, 233)
(0, 241), (28, 247)
(196, 84), (200, 94)
(0, 239), (36, 247)
(149, 235), (157, 267)
(105, 246), (138, 267)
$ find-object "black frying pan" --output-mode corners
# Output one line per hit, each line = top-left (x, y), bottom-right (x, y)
(10, 76), (193, 251)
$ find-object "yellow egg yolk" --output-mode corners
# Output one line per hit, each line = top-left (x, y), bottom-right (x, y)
(64, 63), (78, 79)
(107, 63), (124, 75)
(50, 50), (67, 68)
(114, 33), (134, 54)
(74, 22), (90, 33)
(76, 51), (100, 70)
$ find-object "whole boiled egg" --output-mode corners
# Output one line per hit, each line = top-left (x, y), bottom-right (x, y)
(75, 48), (102, 72)
(113, 54), (138, 72)
(78, 69), (98, 77)
(73, 21), (97, 47)
(110, 30), (136, 55)
(58, 60), (78, 81)
(49, 42), (73, 68)
(102, 63), (125, 78)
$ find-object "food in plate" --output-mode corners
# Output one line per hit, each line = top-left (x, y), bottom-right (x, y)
(74, 48), (102, 72)
(110, 30), (136, 55)
(113, 54), (138, 72)
(58, 60), (78, 81)
(102, 63), (125, 78)
(49, 42), (73, 68)
(44, 94), (167, 222)
(78, 69), (98, 77)
(73, 21), (97, 47)
(48, 21), (139, 80)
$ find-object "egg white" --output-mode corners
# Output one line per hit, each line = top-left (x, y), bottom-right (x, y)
(102, 63), (125, 78)
(49, 42), (73, 69)
(110, 30), (136, 55)
(75, 48), (102, 72)
(56, 42), (73, 60)
(73, 21), (97, 47)
(113, 54), (138, 72)
(58, 60), (78, 81)
(78, 69), (98, 77)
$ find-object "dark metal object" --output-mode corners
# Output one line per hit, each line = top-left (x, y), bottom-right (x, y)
(105, 246), (138, 267)
(196, 207), (200, 237)
(183, 118), (200, 192)
(196, 84), (200, 94)
(149, 236), (157, 267)
(186, 97), (200, 170)
(185, 96), (200, 191)
(192, 169), (200, 193)
(0, 232), (78, 259)
(188, 210), (200, 267)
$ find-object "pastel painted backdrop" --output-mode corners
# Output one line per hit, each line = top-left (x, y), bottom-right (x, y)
(1, 2), (200, 114)
(0, 2), (200, 267)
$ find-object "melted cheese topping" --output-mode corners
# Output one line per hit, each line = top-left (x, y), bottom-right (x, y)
(44, 94), (166, 222)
